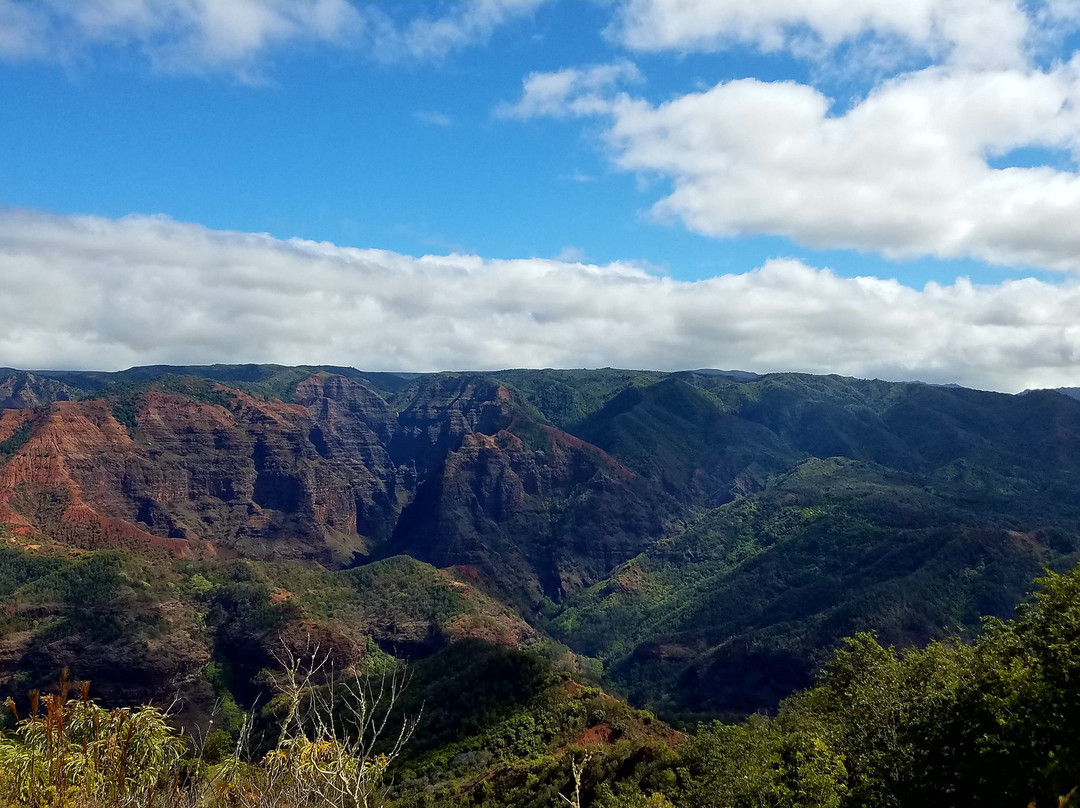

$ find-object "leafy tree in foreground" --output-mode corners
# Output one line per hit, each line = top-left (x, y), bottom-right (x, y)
(679, 564), (1080, 808)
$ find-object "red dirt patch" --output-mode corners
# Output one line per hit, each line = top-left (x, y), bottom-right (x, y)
(564, 679), (588, 696)
(573, 723), (618, 746)
(455, 564), (482, 582)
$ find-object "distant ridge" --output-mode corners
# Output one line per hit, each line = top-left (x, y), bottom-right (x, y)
(686, 368), (762, 381)
(11, 363), (419, 396)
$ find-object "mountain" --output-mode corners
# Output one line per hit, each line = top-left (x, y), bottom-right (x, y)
(1, 365), (1080, 720)
(0, 369), (674, 604)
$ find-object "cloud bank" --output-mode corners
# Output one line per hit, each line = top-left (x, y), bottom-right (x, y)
(2, 210), (1079, 393)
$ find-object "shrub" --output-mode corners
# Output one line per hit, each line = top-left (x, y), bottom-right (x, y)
(0, 672), (185, 808)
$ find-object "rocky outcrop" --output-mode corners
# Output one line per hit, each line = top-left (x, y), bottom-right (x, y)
(0, 371), (78, 410)
(0, 400), (206, 556)
(386, 422), (672, 603)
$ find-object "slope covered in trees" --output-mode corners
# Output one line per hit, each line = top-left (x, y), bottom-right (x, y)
(2, 562), (1080, 806)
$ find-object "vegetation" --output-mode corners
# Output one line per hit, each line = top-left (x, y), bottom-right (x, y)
(4, 563), (1080, 805)
(33, 365), (410, 400)
(489, 369), (669, 429)
(0, 672), (185, 808)
(550, 451), (1080, 717)
(6, 365), (1080, 803)
(671, 564), (1080, 807)
(0, 644), (418, 808)
(0, 420), (33, 459)
(8, 365), (1080, 718)
(391, 563), (1080, 806)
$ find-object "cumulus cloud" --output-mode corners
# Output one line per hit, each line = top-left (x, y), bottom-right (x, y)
(610, 0), (1032, 70)
(2, 209), (1080, 393)
(600, 64), (1080, 270)
(502, 2), (1080, 273)
(0, 0), (543, 78)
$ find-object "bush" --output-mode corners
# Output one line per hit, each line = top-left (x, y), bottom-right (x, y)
(0, 672), (185, 808)
(0, 644), (419, 808)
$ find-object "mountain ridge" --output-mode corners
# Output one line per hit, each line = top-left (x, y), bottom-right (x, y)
(2, 364), (1079, 718)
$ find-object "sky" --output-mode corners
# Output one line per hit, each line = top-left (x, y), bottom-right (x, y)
(3, 0), (1080, 392)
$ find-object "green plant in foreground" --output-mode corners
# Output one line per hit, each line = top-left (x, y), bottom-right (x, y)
(0, 671), (185, 808)
(0, 639), (421, 808)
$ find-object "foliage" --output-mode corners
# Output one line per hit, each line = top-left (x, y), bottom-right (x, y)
(341, 557), (469, 643)
(680, 714), (846, 808)
(214, 640), (419, 808)
(669, 563), (1080, 808)
(0, 673), (185, 808)
(391, 640), (557, 763)
(386, 562), (1080, 807)
(553, 452), (1080, 717)
(0, 645), (419, 808)
(6, 564), (1080, 805)
(489, 369), (669, 429)
(0, 549), (67, 601)
(0, 420), (33, 459)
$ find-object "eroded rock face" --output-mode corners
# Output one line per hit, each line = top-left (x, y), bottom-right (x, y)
(0, 373), (671, 600)
(293, 374), (402, 546)
(387, 425), (670, 603)
(0, 372), (77, 410)
(0, 400), (202, 556)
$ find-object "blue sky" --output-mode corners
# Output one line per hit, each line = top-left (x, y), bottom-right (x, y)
(3, 0), (1080, 391)
(0, 0), (823, 279)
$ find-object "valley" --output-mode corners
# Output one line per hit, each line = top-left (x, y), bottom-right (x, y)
(0, 365), (1077, 715)
(1, 363), (1080, 804)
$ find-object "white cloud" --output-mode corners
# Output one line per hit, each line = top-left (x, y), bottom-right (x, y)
(0, 0), (543, 78)
(597, 64), (1080, 271)
(369, 0), (545, 63)
(0, 0), (361, 78)
(610, 0), (1032, 70)
(497, 60), (642, 119)
(2, 209), (1080, 393)
(502, 11), (1080, 273)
